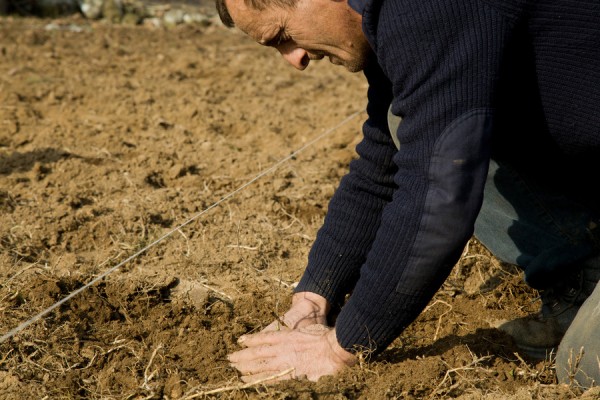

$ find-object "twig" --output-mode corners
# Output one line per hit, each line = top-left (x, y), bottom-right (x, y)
(270, 277), (293, 288)
(0, 348), (14, 366)
(566, 347), (585, 387)
(226, 244), (259, 250)
(177, 229), (191, 257)
(141, 343), (163, 391)
(4, 262), (46, 286)
(422, 300), (453, 341)
(270, 311), (287, 330)
(199, 281), (232, 302)
(428, 354), (491, 399)
(182, 368), (295, 399)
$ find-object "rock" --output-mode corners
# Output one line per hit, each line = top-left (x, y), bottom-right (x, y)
(183, 12), (211, 26)
(2, 0), (214, 26)
(168, 163), (184, 179)
(78, 0), (102, 19)
(145, 3), (168, 18)
(163, 8), (185, 26)
(142, 16), (162, 28)
(121, 0), (146, 25)
(121, 11), (140, 25)
(102, 0), (122, 23)
(463, 265), (501, 295)
(171, 279), (210, 308)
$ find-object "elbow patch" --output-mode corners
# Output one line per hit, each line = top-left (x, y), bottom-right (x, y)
(397, 109), (494, 294)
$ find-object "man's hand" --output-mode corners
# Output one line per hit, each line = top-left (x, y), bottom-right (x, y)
(262, 291), (329, 332)
(228, 325), (357, 383)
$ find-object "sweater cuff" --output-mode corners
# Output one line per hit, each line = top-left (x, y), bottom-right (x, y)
(294, 239), (364, 308)
(333, 290), (425, 355)
(293, 261), (354, 308)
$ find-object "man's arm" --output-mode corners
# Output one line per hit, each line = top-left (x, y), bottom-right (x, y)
(294, 60), (399, 312)
(326, 0), (515, 353)
(229, 62), (399, 382)
(230, 0), (519, 381)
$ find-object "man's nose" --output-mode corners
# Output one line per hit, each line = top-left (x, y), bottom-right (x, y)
(277, 45), (309, 70)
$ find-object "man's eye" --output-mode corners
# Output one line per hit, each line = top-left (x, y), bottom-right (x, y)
(266, 33), (288, 47)
(276, 34), (289, 45)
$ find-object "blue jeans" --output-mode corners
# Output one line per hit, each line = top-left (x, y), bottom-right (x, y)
(556, 280), (600, 388)
(474, 158), (600, 387)
(474, 159), (599, 289)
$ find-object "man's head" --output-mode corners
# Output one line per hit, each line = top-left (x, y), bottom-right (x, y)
(215, 0), (371, 72)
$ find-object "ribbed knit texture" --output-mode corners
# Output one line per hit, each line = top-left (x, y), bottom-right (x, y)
(295, 0), (600, 354)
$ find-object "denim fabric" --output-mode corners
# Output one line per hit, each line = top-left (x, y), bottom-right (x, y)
(474, 159), (600, 289)
(556, 275), (600, 388)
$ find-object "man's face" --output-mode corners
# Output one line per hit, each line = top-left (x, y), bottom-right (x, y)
(224, 0), (371, 72)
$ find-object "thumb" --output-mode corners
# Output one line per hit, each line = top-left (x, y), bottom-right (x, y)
(261, 315), (292, 333)
(299, 324), (331, 334)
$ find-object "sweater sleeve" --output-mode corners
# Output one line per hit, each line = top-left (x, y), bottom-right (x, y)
(294, 60), (398, 310)
(299, 0), (519, 353)
(330, 0), (517, 352)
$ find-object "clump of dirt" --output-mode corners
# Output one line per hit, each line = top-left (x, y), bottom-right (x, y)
(0, 14), (590, 400)
(1, 273), (269, 398)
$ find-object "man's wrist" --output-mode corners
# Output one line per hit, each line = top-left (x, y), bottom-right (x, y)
(291, 291), (330, 314)
(279, 291), (330, 329)
(327, 328), (358, 366)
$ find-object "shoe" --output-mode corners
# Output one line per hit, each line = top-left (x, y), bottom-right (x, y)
(497, 256), (600, 360)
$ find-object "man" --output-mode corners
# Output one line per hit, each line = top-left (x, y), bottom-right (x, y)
(217, 0), (600, 387)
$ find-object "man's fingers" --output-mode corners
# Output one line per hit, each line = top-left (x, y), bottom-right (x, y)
(228, 326), (350, 384)
(299, 324), (330, 333)
(231, 356), (289, 376)
(237, 326), (329, 350)
(228, 344), (278, 363)
(238, 330), (286, 347)
(261, 321), (279, 332)
(239, 368), (297, 384)
(261, 319), (291, 333)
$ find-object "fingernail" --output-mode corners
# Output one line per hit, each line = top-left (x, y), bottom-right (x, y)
(238, 335), (246, 344)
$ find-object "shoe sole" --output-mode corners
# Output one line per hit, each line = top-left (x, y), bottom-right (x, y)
(516, 344), (556, 361)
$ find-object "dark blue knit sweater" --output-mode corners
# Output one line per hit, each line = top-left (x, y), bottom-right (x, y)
(295, 0), (600, 353)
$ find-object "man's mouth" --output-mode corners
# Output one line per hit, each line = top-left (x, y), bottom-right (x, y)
(309, 53), (325, 61)
(328, 56), (342, 65)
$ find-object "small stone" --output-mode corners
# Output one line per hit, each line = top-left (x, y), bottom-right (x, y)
(78, 0), (103, 19)
(163, 9), (185, 26)
(121, 11), (142, 25)
(171, 279), (210, 308)
(102, 0), (123, 23)
(183, 12), (210, 26)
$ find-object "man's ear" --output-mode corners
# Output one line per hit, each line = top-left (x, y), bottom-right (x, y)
(216, 0), (235, 27)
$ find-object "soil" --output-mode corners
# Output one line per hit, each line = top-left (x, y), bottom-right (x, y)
(0, 12), (595, 400)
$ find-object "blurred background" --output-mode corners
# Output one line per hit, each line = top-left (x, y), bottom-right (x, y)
(0, 0), (215, 27)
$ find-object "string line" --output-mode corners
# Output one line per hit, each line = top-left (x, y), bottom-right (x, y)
(0, 110), (362, 344)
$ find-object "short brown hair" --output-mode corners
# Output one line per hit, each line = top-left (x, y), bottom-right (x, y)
(214, 0), (298, 27)
(215, 0), (235, 27)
